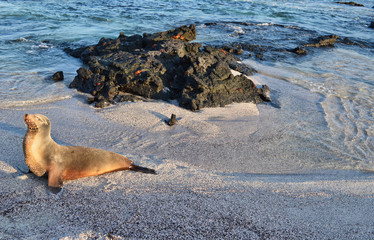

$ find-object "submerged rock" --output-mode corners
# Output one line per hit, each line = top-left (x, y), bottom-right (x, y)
(291, 35), (340, 55)
(335, 2), (364, 7)
(290, 46), (307, 55)
(370, 22), (374, 29)
(66, 24), (269, 110)
(305, 35), (339, 48)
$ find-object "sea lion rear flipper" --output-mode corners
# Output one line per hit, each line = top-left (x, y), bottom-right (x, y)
(129, 164), (157, 174)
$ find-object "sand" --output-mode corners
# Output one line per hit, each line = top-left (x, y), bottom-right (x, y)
(1, 86), (374, 239)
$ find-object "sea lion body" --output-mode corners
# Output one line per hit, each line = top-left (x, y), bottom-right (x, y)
(23, 114), (155, 187)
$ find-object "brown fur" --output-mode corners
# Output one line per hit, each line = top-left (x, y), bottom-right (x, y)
(23, 114), (155, 187)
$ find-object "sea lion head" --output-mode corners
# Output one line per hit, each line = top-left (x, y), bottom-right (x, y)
(24, 114), (51, 134)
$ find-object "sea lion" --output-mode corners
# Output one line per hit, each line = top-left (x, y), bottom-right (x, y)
(23, 114), (156, 188)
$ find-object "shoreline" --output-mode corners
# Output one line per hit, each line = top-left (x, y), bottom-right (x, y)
(1, 2), (373, 238)
(1, 94), (374, 239)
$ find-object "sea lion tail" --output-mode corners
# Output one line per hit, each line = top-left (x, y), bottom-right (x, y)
(129, 164), (157, 174)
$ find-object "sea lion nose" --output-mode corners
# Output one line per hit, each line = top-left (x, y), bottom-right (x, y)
(24, 114), (28, 119)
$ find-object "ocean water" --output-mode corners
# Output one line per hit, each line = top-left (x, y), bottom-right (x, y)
(0, 0), (373, 172)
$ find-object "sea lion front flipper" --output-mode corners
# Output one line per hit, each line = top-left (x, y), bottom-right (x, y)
(47, 163), (63, 188)
(48, 186), (63, 195)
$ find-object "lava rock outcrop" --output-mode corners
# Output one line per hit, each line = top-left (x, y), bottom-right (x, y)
(66, 25), (270, 110)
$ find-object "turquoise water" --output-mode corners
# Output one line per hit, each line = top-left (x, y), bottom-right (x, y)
(0, 0), (373, 171)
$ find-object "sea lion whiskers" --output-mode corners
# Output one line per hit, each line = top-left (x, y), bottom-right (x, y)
(24, 114), (51, 132)
(24, 115), (38, 132)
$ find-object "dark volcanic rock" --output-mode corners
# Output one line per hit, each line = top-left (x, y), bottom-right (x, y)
(335, 1), (364, 7)
(291, 35), (368, 55)
(67, 24), (269, 110)
(52, 71), (64, 81)
(305, 35), (339, 48)
(290, 46), (307, 55)
(167, 114), (177, 126)
(290, 35), (339, 56)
